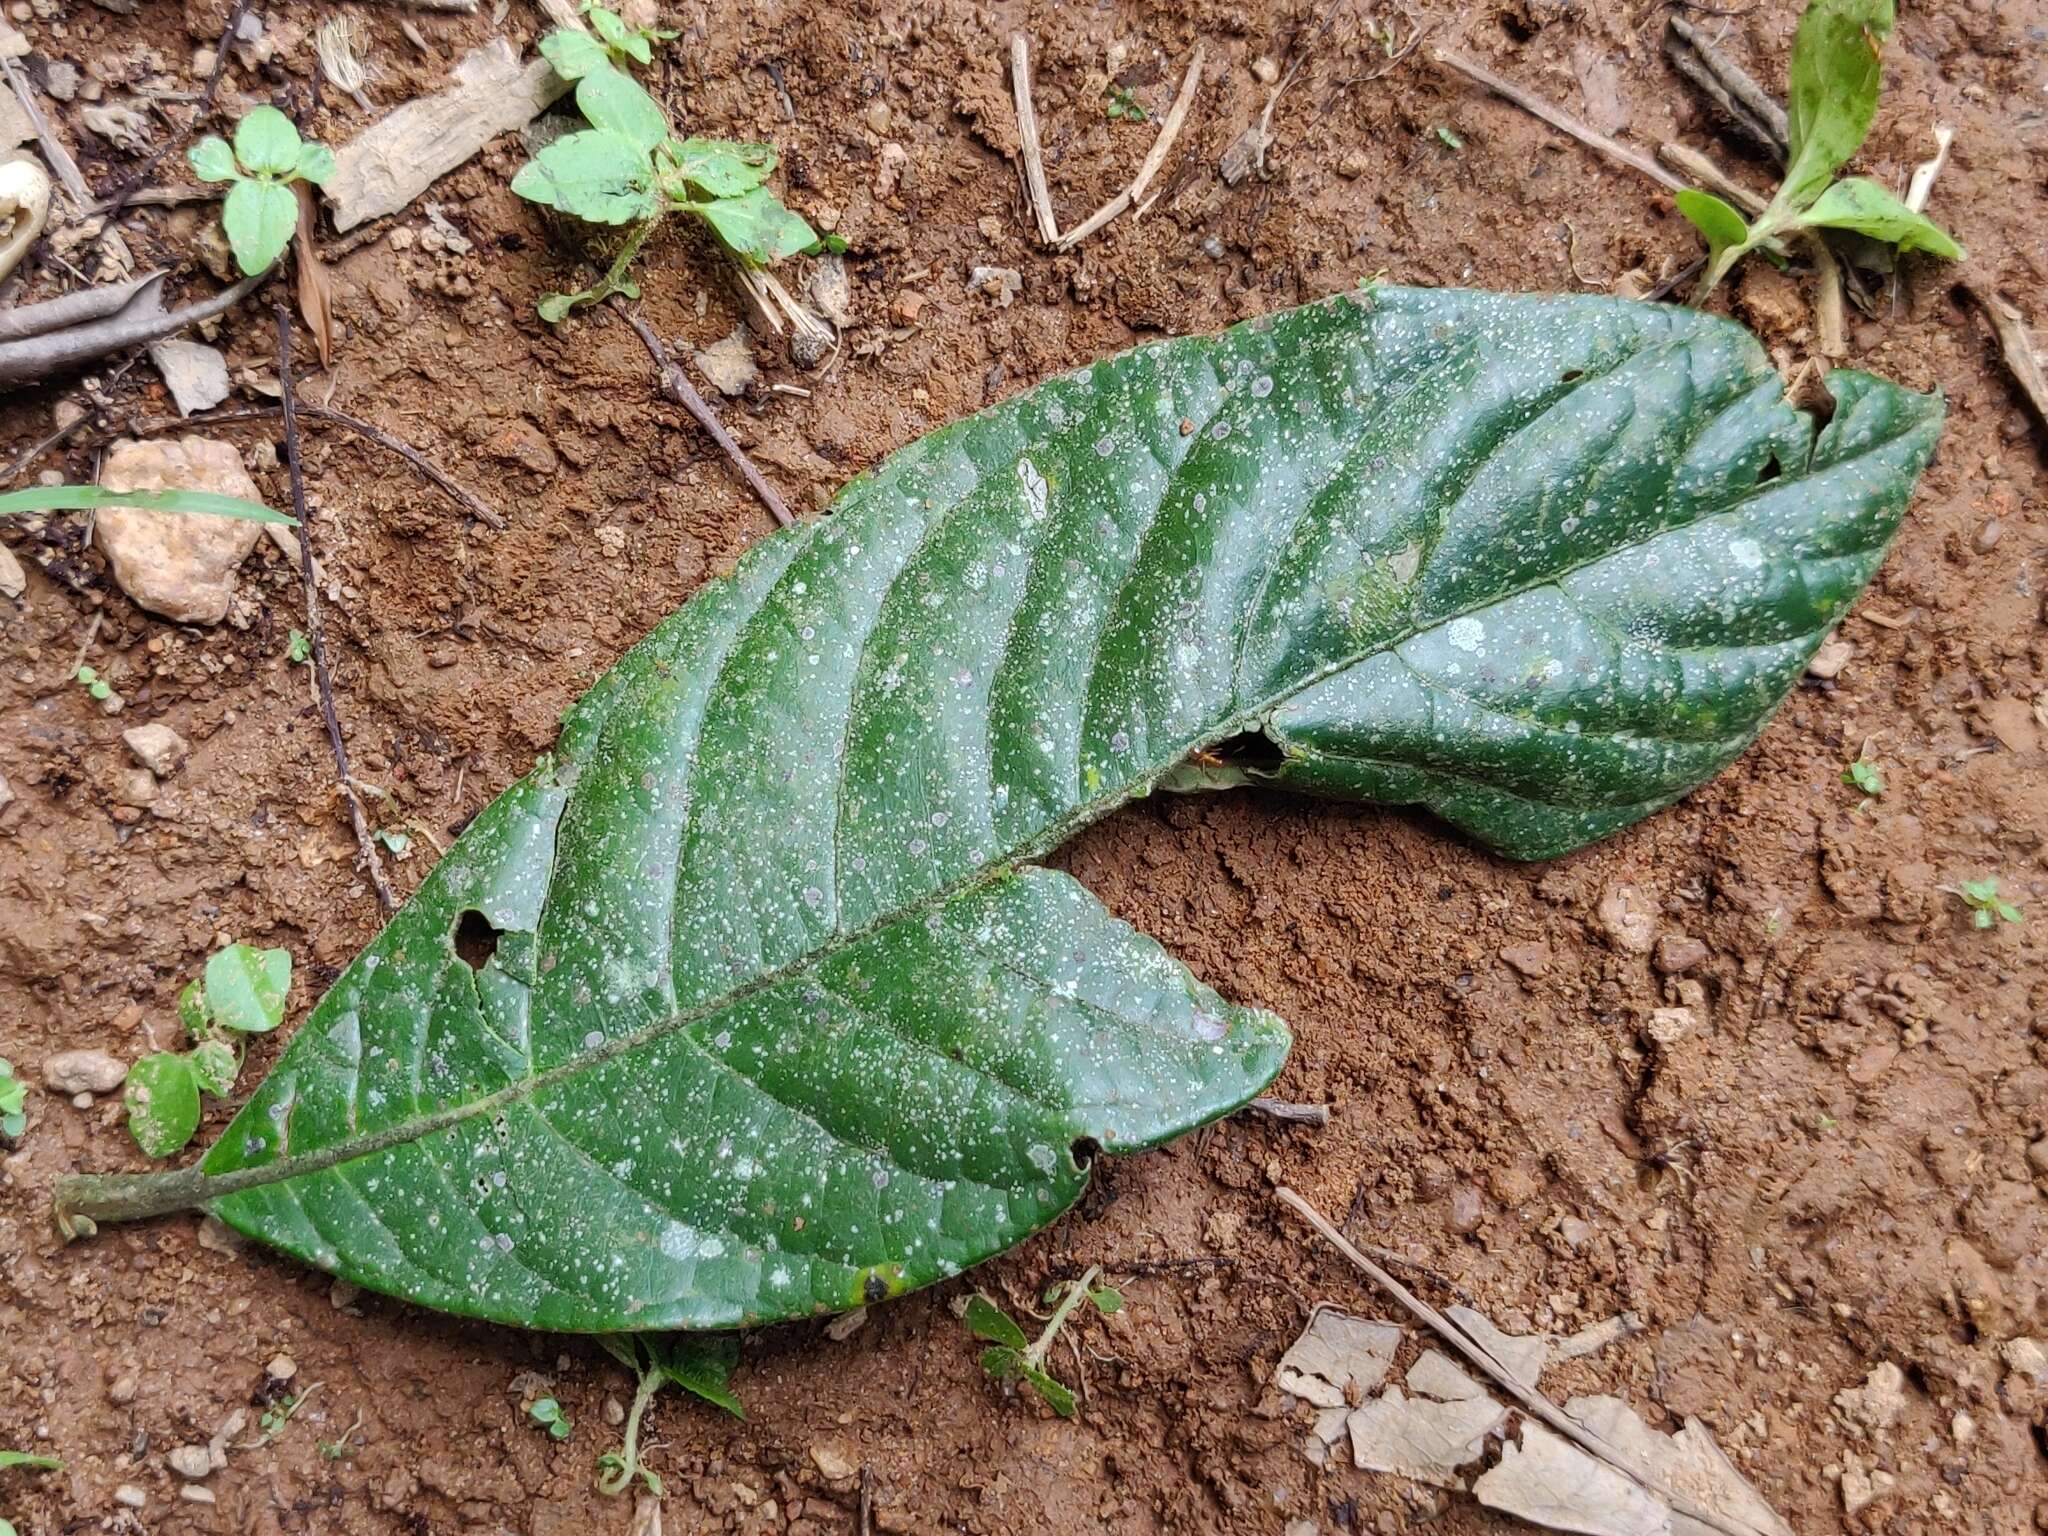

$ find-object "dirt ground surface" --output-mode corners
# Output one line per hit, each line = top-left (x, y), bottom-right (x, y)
(3, 0), (2046, 1532)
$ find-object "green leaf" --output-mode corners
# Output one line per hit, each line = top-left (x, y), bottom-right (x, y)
(644, 1335), (744, 1418)
(979, 1346), (1020, 1380)
(1675, 188), (1750, 264)
(1799, 176), (1965, 260)
(1020, 1364), (1077, 1417)
(125, 1053), (201, 1158)
(696, 185), (816, 265)
(574, 63), (668, 154)
(1783, 0), (1893, 208)
(204, 944), (292, 1034)
(617, 32), (653, 66)
(60, 289), (1941, 1333)
(188, 135), (240, 183)
(669, 138), (777, 199)
(0, 484), (292, 524)
(233, 105), (303, 178)
(541, 28), (612, 82)
(190, 1040), (240, 1098)
(1090, 1286), (1123, 1314)
(964, 1295), (1030, 1350)
(0, 1452), (63, 1472)
(587, 5), (630, 47)
(295, 141), (337, 186)
(222, 177), (300, 276)
(511, 129), (658, 226)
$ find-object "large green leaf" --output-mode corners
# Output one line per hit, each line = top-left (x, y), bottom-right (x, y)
(55, 288), (1940, 1332)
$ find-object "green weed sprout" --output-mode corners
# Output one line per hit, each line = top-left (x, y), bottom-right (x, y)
(1105, 85), (1147, 123)
(1677, 0), (1962, 300)
(1947, 878), (2022, 930)
(595, 1334), (741, 1497)
(966, 1266), (1122, 1417)
(188, 105), (336, 276)
(527, 1397), (573, 1441)
(513, 4), (821, 322)
(124, 945), (291, 1158)
(1842, 756), (1883, 796)
(0, 1057), (25, 1141)
(1, 1450), (63, 1536)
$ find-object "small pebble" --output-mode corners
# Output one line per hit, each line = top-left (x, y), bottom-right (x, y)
(1654, 933), (1708, 976)
(1251, 55), (1280, 84)
(1973, 518), (2002, 554)
(114, 1485), (147, 1510)
(42, 1048), (128, 1096)
(1446, 1184), (1484, 1235)
(108, 1372), (139, 1404)
(1807, 638), (1853, 679)
(180, 1485), (217, 1505)
(864, 99), (892, 134)
(265, 1352), (297, 1382)
(603, 1396), (626, 1426)
(168, 1444), (212, 1480)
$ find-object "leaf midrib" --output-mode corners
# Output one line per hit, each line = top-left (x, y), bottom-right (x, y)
(189, 336), (1866, 1211)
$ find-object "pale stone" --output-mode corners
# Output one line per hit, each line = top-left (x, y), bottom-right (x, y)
(94, 437), (267, 624)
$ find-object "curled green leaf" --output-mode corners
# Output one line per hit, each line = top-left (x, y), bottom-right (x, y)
(1800, 176), (1964, 260)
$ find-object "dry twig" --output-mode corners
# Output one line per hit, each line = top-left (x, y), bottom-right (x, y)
(1009, 34), (1060, 243)
(1056, 44), (1206, 249)
(0, 266), (271, 388)
(1962, 286), (2048, 430)
(124, 403), (505, 529)
(610, 298), (794, 527)
(1663, 17), (1786, 162)
(274, 301), (397, 917)
(0, 53), (89, 206)
(1275, 1185), (1759, 1536)
(1245, 1096), (1331, 1127)
(1431, 49), (1684, 193)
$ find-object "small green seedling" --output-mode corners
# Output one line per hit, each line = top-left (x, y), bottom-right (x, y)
(256, 1383), (320, 1445)
(125, 944), (291, 1158)
(317, 1411), (364, 1462)
(1104, 85), (1148, 123)
(1947, 877), (2022, 930)
(188, 105), (336, 276)
(527, 1397), (573, 1441)
(594, 1333), (741, 1497)
(966, 1265), (1121, 1418)
(1434, 125), (1464, 151)
(286, 629), (311, 665)
(513, 13), (818, 320)
(1677, 0), (1963, 299)
(1843, 756), (1884, 796)
(0, 1057), (25, 1141)
(73, 663), (123, 715)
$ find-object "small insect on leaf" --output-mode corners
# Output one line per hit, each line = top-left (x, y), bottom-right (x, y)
(964, 1295), (1030, 1350)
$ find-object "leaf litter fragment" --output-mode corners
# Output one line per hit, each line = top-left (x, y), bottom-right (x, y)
(1274, 1307), (1401, 1408)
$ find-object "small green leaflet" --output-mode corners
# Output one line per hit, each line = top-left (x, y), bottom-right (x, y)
(203, 945), (292, 1035)
(0, 1057), (25, 1140)
(0, 1452), (63, 1472)
(574, 62), (668, 154)
(964, 1295), (1029, 1350)
(224, 179), (300, 278)
(698, 185), (818, 265)
(541, 28), (612, 81)
(188, 135), (239, 182)
(510, 130), (657, 226)
(124, 1054), (202, 1159)
(233, 105), (303, 177)
(600, 1333), (745, 1419)
(56, 289), (1941, 1335)
(1674, 189), (1750, 265)
(671, 138), (777, 199)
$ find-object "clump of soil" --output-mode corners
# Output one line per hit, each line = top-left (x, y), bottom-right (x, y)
(2, 1), (2043, 1533)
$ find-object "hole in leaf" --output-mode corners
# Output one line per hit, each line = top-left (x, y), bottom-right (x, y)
(453, 909), (503, 972)
(1559, 368), (1585, 384)
(1070, 1136), (1100, 1170)
(1755, 456), (1782, 485)
(1207, 728), (1285, 771)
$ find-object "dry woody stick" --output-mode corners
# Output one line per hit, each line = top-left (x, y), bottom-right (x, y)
(1056, 44), (1206, 249)
(1010, 34), (1060, 244)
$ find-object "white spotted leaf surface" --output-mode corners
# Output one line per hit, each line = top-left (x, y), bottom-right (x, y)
(78, 288), (1939, 1331)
